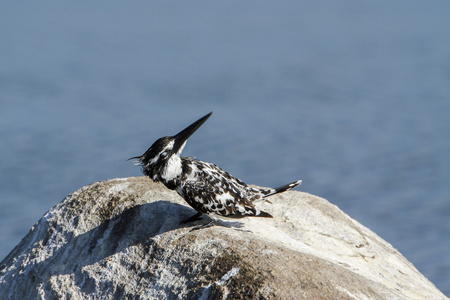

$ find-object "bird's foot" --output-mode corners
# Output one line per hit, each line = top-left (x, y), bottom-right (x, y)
(180, 211), (203, 224)
(188, 220), (215, 232)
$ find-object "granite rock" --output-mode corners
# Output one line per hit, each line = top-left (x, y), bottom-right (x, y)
(0, 177), (446, 299)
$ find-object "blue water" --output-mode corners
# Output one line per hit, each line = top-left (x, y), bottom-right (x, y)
(1, 1), (449, 296)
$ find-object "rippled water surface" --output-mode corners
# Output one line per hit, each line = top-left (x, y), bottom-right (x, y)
(1, 1), (449, 296)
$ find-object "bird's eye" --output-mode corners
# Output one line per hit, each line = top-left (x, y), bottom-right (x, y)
(160, 152), (168, 158)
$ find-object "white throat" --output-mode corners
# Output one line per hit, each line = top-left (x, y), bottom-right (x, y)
(161, 155), (183, 181)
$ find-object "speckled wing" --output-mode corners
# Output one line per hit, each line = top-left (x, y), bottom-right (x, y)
(178, 167), (272, 218)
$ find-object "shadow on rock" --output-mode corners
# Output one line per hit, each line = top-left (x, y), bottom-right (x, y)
(31, 201), (195, 280)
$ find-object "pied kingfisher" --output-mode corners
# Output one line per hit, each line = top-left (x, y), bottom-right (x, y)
(130, 112), (301, 225)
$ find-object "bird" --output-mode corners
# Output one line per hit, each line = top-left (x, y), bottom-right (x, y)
(130, 112), (302, 227)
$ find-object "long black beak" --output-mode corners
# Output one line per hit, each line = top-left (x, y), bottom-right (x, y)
(173, 112), (212, 153)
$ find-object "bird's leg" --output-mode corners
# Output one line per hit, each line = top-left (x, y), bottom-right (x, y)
(188, 220), (215, 232)
(180, 211), (203, 224)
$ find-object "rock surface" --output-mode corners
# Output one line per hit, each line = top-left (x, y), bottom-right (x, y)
(0, 177), (446, 299)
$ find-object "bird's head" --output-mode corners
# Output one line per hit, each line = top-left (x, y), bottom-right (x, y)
(129, 112), (212, 181)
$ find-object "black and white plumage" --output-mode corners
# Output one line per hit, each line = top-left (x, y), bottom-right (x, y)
(130, 112), (301, 223)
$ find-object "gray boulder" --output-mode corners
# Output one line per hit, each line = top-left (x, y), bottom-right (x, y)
(0, 177), (446, 299)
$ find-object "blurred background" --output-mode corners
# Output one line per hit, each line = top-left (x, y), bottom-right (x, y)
(1, 1), (449, 295)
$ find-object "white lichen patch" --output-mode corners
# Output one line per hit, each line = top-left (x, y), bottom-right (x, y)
(217, 267), (240, 286)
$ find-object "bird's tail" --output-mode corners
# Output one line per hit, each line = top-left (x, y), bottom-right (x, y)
(270, 179), (302, 196)
(254, 180), (302, 200)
